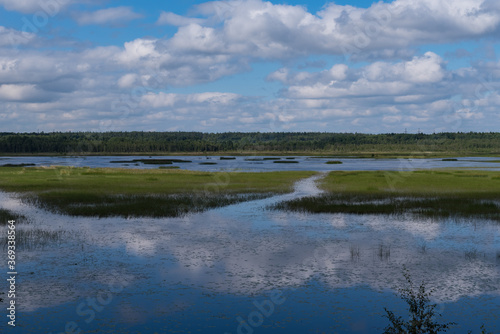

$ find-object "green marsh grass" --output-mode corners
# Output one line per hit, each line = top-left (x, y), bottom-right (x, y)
(24, 192), (270, 218)
(273, 170), (500, 220)
(0, 167), (315, 218)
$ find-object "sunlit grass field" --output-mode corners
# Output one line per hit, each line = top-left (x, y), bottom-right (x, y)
(319, 170), (500, 196)
(0, 167), (316, 218)
(273, 170), (500, 220)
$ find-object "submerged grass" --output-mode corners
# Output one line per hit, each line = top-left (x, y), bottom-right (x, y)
(0, 209), (28, 224)
(0, 167), (315, 218)
(273, 170), (500, 220)
(0, 228), (69, 250)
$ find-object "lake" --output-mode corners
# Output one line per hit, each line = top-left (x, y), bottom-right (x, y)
(2, 155), (500, 172)
(0, 157), (499, 333)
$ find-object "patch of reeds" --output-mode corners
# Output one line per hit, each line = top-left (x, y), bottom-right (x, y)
(273, 160), (299, 164)
(220, 157), (236, 160)
(464, 248), (486, 260)
(199, 162), (217, 165)
(418, 242), (427, 254)
(23, 192), (271, 218)
(263, 157), (281, 160)
(0, 209), (28, 225)
(377, 243), (391, 260)
(326, 160), (343, 164)
(271, 193), (500, 221)
(464, 248), (478, 260)
(350, 245), (360, 261)
(0, 228), (68, 250)
(442, 158), (458, 161)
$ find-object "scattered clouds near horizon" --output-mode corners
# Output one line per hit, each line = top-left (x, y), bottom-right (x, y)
(0, 0), (500, 133)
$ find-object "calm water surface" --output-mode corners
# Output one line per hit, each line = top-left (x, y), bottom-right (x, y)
(2, 155), (500, 171)
(0, 160), (499, 333)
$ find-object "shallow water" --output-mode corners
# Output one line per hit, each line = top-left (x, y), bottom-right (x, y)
(2, 155), (500, 172)
(0, 172), (499, 333)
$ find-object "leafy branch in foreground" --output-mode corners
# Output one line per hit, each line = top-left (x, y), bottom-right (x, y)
(383, 266), (455, 334)
(468, 324), (493, 334)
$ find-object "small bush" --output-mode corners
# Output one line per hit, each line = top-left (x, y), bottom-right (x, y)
(383, 266), (455, 334)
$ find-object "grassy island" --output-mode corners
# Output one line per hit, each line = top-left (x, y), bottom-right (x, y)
(273, 170), (500, 220)
(0, 167), (315, 218)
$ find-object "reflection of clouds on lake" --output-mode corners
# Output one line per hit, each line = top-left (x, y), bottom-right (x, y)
(120, 231), (158, 256)
(151, 210), (499, 302)
(17, 280), (79, 312)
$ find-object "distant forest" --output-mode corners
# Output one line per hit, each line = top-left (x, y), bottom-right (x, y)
(0, 132), (499, 155)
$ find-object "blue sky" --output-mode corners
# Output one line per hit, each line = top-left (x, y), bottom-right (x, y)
(0, 0), (499, 133)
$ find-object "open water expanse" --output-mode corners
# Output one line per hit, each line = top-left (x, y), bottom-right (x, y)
(2, 155), (500, 172)
(0, 156), (499, 333)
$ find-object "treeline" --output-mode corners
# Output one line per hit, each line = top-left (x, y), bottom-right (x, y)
(0, 131), (499, 154)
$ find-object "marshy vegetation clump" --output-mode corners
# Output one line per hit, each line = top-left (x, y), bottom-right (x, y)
(0, 167), (316, 218)
(350, 244), (360, 261)
(0, 209), (29, 224)
(273, 170), (500, 220)
(272, 194), (500, 220)
(23, 192), (271, 218)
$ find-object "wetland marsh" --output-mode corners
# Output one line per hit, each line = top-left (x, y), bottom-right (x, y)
(0, 158), (498, 333)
